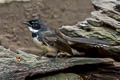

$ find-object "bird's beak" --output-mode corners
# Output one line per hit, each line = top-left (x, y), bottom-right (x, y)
(23, 21), (31, 26)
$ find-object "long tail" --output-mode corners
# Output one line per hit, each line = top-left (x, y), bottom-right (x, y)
(55, 29), (110, 46)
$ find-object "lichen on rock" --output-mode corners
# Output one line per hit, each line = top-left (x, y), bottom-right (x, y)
(0, 46), (114, 80)
(0, 0), (120, 79)
(59, 0), (120, 61)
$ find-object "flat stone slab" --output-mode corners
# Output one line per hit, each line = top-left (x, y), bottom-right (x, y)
(0, 46), (114, 80)
(91, 11), (120, 30)
(92, 0), (120, 21)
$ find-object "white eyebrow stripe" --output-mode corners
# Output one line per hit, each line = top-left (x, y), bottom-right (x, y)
(28, 27), (39, 33)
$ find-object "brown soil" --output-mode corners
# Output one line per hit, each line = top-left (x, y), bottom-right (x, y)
(0, 0), (93, 52)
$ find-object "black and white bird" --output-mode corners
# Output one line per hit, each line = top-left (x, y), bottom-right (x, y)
(23, 19), (111, 57)
(23, 19), (73, 56)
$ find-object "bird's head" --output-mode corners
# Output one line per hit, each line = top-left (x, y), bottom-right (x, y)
(23, 19), (48, 33)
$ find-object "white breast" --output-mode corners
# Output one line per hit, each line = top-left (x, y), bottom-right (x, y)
(28, 27), (39, 33)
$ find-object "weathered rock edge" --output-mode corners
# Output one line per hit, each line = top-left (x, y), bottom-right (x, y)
(60, 0), (120, 60)
(0, 46), (114, 80)
(0, 0), (120, 80)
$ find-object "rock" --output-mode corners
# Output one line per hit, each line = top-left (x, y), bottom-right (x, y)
(60, 24), (120, 45)
(103, 46), (120, 60)
(88, 73), (118, 80)
(59, 26), (82, 37)
(34, 73), (82, 80)
(114, 4), (120, 12)
(0, 0), (120, 79)
(86, 18), (103, 27)
(92, 0), (120, 21)
(91, 11), (120, 30)
(92, 0), (117, 3)
(0, 46), (114, 80)
(18, 47), (44, 56)
(59, 0), (120, 61)
(83, 61), (120, 80)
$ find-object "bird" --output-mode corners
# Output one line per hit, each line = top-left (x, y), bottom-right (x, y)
(23, 19), (73, 57)
(23, 19), (111, 57)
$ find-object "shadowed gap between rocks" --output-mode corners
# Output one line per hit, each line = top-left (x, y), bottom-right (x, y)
(25, 63), (112, 80)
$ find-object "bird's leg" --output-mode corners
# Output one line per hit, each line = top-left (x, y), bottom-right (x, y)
(55, 50), (60, 59)
(42, 39), (50, 47)
(50, 50), (59, 62)
(38, 39), (50, 57)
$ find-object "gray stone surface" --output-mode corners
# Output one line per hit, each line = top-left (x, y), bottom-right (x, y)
(0, 46), (114, 80)
(0, 0), (120, 80)
(59, 0), (120, 61)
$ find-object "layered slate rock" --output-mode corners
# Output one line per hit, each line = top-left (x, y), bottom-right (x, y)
(0, 46), (114, 80)
(60, 0), (120, 61)
(0, 0), (120, 80)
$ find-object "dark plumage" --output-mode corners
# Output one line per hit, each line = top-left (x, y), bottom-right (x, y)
(24, 19), (111, 57)
(23, 19), (73, 56)
(28, 19), (47, 31)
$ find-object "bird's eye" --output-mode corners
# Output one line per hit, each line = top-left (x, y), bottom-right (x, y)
(28, 19), (42, 30)
(32, 23), (41, 30)
(29, 21), (33, 25)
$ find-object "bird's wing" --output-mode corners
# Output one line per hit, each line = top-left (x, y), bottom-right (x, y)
(43, 30), (73, 55)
